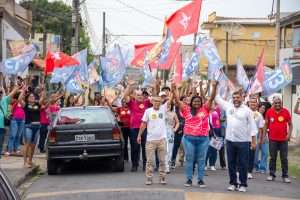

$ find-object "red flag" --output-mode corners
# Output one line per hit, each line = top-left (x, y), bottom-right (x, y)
(248, 49), (265, 94)
(256, 49), (265, 83)
(166, 0), (202, 40)
(131, 43), (156, 67)
(44, 51), (80, 75)
(173, 48), (183, 84)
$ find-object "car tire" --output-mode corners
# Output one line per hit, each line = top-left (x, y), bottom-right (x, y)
(47, 159), (58, 175)
(113, 156), (124, 172)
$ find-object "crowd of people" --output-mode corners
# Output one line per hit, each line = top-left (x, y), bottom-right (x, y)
(0, 75), (299, 193)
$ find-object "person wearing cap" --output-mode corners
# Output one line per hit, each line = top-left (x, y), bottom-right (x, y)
(265, 96), (293, 183)
(159, 91), (168, 104)
(294, 97), (300, 115)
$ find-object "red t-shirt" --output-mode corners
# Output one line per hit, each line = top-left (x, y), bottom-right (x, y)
(265, 107), (291, 141)
(128, 99), (151, 129)
(117, 107), (130, 128)
(180, 104), (210, 137)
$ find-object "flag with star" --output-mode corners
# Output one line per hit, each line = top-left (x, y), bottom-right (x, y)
(166, 0), (202, 40)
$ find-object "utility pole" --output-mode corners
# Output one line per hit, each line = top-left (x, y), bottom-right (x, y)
(275, 0), (280, 67)
(71, 0), (80, 54)
(102, 12), (106, 56)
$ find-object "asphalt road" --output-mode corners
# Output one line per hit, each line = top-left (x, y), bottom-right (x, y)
(23, 160), (300, 200)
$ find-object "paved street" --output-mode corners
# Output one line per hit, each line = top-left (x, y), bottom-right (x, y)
(23, 160), (300, 200)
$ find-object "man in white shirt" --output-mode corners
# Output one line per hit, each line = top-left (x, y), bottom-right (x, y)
(137, 96), (168, 185)
(215, 91), (257, 193)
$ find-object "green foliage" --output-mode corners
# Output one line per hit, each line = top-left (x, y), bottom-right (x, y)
(20, 0), (91, 56)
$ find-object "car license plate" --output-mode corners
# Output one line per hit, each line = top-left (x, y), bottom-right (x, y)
(75, 134), (95, 142)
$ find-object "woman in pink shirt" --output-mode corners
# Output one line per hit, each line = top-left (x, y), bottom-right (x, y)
(172, 81), (217, 188)
(6, 87), (26, 155)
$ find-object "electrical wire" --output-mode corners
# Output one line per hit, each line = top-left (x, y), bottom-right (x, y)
(114, 0), (163, 22)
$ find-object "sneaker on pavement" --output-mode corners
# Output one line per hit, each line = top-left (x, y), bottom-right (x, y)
(184, 179), (192, 187)
(210, 166), (216, 171)
(160, 177), (167, 185)
(267, 176), (275, 181)
(145, 177), (153, 185)
(238, 186), (247, 192)
(197, 180), (206, 188)
(4, 152), (10, 156)
(170, 161), (176, 169)
(282, 177), (291, 183)
(247, 173), (253, 179)
(227, 185), (236, 191)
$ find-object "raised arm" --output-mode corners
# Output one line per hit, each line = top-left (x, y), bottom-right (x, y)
(207, 81), (218, 110)
(294, 97), (300, 115)
(171, 82), (184, 109)
(199, 80), (208, 100)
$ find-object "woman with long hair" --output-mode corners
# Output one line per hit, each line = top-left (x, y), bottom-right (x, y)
(172, 81), (217, 187)
(23, 92), (40, 168)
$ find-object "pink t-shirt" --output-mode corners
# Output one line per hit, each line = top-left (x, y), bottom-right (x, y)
(181, 104), (210, 137)
(210, 106), (221, 129)
(12, 103), (25, 120)
(40, 108), (50, 125)
(128, 99), (151, 129)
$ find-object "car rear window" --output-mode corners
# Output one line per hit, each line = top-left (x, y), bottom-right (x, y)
(58, 109), (113, 124)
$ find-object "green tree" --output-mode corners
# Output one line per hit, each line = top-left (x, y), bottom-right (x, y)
(20, 0), (91, 59)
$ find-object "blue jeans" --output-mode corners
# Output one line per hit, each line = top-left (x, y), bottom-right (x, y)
(255, 139), (269, 172)
(7, 119), (25, 152)
(25, 125), (40, 144)
(206, 128), (222, 167)
(226, 140), (249, 187)
(182, 135), (209, 181)
(0, 128), (5, 159)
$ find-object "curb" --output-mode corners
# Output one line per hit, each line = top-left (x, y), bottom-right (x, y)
(15, 165), (40, 188)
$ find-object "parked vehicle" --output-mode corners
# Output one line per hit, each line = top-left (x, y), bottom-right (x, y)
(47, 106), (124, 175)
(0, 168), (21, 200)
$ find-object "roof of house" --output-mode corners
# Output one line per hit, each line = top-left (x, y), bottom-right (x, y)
(280, 11), (300, 27)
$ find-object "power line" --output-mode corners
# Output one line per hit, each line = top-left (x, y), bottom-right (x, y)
(114, 0), (163, 22)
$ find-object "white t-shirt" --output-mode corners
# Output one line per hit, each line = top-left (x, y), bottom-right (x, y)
(252, 110), (265, 130)
(215, 95), (258, 142)
(142, 103), (167, 141)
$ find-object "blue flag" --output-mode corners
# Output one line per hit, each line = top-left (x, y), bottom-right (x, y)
(51, 49), (88, 85)
(100, 44), (126, 87)
(3, 44), (37, 75)
(182, 38), (202, 80)
(142, 55), (154, 87)
(198, 37), (223, 80)
(159, 29), (172, 64)
(236, 58), (250, 91)
(263, 60), (293, 96)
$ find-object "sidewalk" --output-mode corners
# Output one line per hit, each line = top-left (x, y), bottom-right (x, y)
(0, 154), (45, 188)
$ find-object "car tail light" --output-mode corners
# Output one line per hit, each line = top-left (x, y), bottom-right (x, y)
(48, 129), (57, 143)
(112, 127), (121, 140)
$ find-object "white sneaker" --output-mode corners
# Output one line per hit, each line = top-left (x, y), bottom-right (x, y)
(227, 185), (236, 191)
(267, 176), (275, 181)
(283, 177), (291, 183)
(247, 173), (253, 179)
(238, 186), (247, 192)
(210, 166), (216, 171)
